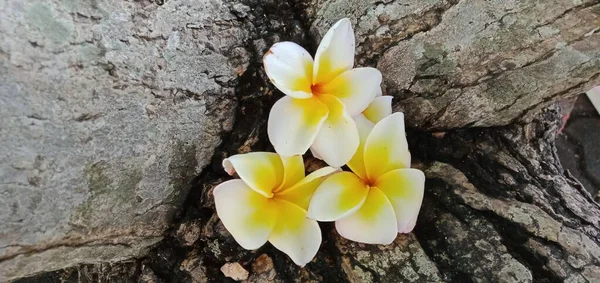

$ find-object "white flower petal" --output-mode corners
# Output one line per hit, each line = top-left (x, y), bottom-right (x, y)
(268, 96), (329, 156)
(364, 112), (411, 180)
(269, 200), (322, 266)
(335, 188), (398, 244)
(277, 166), (338, 210)
(376, 169), (425, 233)
(310, 94), (359, 167)
(213, 180), (277, 250)
(313, 18), (355, 85)
(319, 68), (382, 116)
(222, 152), (283, 197)
(363, 96), (393, 124)
(310, 147), (323, 160)
(264, 42), (314, 99)
(307, 171), (368, 221)
(276, 155), (305, 192)
(347, 114), (374, 180)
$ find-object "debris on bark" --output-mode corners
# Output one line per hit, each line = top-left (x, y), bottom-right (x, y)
(220, 262), (249, 281)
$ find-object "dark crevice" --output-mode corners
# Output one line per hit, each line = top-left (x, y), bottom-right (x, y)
(513, 71), (600, 125)
(143, 0), (344, 281)
(410, 106), (598, 282)
(414, 178), (481, 283)
(480, 211), (565, 283)
(562, 126), (600, 193)
(411, 106), (596, 231)
(308, 223), (352, 283)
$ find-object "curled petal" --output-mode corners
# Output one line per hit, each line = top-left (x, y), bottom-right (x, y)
(307, 171), (368, 221)
(310, 94), (359, 167)
(319, 68), (382, 116)
(269, 200), (322, 267)
(335, 188), (398, 244)
(276, 155), (305, 192)
(362, 96), (392, 124)
(213, 180), (277, 249)
(313, 18), (355, 85)
(376, 169), (425, 233)
(268, 96), (329, 157)
(277, 166), (338, 210)
(364, 112), (411, 180)
(346, 114), (374, 180)
(263, 42), (314, 99)
(222, 152), (283, 197)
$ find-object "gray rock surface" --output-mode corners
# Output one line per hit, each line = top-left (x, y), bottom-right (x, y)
(307, 0), (600, 130)
(0, 0), (243, 280)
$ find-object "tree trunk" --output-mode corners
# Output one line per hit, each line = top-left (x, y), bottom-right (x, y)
(3, 0), (600, 282)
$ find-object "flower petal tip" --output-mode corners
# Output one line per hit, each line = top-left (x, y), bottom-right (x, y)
(263, 42), (314, 99)
(337, 18), (351, 26)
(222, 158), (235, 176)
(397, 217), (418, 234)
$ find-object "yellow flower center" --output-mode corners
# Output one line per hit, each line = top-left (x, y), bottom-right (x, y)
(310, 83), (325, 96)
(362, 177), (377, 188)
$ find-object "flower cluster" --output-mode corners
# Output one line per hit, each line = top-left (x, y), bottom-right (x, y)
(213, 18), (425, 266)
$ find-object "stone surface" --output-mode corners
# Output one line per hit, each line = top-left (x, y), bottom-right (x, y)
(0, 0), (242, 280)
(306, 0), (600, 130)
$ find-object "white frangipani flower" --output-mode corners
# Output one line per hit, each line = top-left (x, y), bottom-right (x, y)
(307, 113), (425, 244)
(263, 18), (382, 167)
(213, 152), (336, 266)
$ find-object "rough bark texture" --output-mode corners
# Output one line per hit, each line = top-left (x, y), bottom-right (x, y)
(0, 0), (242, 280)
(2, 0), (600, 282)
(307, 0), (600, 130)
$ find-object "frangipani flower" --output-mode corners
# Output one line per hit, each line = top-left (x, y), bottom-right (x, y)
(360, 88), (393, 124)
(213, 152), (337, 266)
(264, 18), (382, 167)
(307, 113), (425, 244)
(311, 90), (392, 160)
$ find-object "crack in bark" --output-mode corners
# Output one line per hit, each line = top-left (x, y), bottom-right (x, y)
(482, 210), (568, 281)
(514, 71), (600, 125)
(532, 0), (599, 30)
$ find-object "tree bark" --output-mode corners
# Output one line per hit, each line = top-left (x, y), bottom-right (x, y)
(305, 0), (600, 130)
(5, 0), (600, 282)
